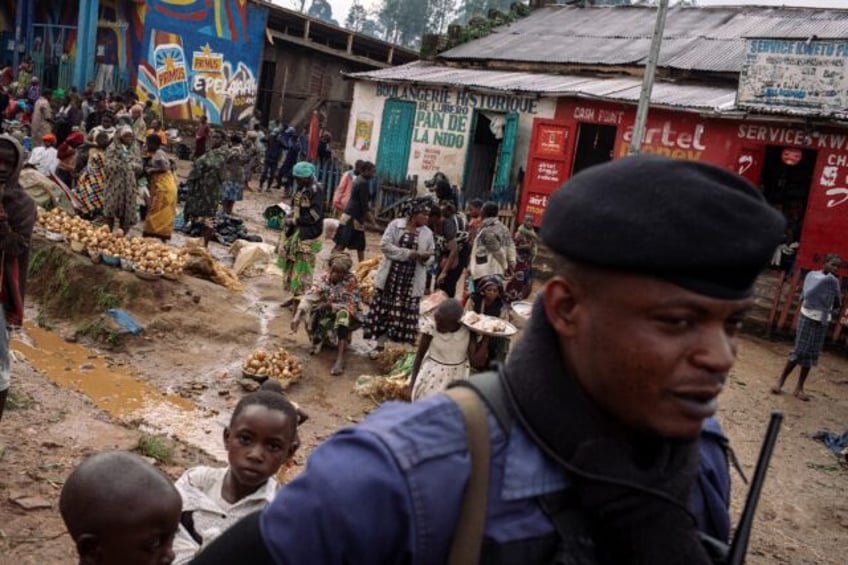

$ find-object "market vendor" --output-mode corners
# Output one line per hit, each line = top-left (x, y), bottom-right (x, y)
(291, 254), (361, 376)
(279, 161), (324, 299)
(184, 129), (227, 247)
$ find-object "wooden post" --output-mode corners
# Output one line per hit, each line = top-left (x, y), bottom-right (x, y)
(346, 34), (353, 55)
(304, 20), (310, 41)
(766, 270), (787, 334)
(777, 268), (801, 332)
(387, 46), (394, 65)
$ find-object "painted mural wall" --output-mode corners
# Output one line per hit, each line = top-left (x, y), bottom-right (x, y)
(345, 81), (555, 192)
(133, 0), (268, 127)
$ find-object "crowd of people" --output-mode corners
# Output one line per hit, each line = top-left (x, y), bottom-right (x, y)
(40, 154), (795, 565)
(2, 64), (843, 565)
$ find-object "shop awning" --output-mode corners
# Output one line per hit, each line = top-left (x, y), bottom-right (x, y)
(347, 61), (738, 115)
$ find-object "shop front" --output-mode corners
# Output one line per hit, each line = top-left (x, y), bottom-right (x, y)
(519, 97), (848, 275)
(344, 80), (556, 202)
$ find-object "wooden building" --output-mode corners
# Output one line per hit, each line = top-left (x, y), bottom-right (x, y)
(259, 3), (418, 143)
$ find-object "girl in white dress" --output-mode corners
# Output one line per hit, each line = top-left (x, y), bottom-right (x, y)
(410, 298), (487, 401)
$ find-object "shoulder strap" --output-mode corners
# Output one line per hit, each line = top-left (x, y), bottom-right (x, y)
(451, 369), (513, 432)
(444, 386), (492, 565)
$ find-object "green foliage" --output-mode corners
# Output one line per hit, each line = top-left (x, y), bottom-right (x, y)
(137, 434), (173, 465)
(307, 0), (337, 25)
(77, 318), (122, 347)
(5, 388), (35, 411)
(95, 287), (122, 310)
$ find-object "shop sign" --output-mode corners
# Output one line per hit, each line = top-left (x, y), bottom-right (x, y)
(525, 192), (549, 218)
(618, 121), (708, 160)
(737, 38), (848, 114)
(375, 84), (539, 115)
(535, 125), (569, 156)
(781, 148), (802, 166)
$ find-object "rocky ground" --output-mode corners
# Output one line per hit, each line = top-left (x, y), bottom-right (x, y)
(1, 166), (846, 564)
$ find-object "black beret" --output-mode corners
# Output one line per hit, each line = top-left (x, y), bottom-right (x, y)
(541, 155), (786, 299)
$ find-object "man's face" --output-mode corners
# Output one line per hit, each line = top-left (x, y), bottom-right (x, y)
(100, 114), (114, 129)
(547, 271), (751, 440)
(824, 258), (841, 275)
(361, 166), (375, 179)
(210, 132), (223, 149)
(0, 141), (18, 184)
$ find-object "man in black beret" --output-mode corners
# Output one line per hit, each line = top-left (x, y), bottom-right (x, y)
(191, 155), (785, 565)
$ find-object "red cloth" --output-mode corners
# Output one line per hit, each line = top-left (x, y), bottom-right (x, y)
(307, 111), (319, 162)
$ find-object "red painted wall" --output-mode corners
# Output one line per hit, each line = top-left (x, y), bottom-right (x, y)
(520, 98), (848, 274)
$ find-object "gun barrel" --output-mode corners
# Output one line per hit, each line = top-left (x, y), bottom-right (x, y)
(727, 411), (783, 565)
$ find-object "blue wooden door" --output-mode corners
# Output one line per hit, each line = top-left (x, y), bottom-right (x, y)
(376, 99), (416, 183)
(492, 112), (519, 202)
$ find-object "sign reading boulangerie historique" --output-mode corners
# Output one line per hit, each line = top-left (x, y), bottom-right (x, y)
(737, 38), (848, 115)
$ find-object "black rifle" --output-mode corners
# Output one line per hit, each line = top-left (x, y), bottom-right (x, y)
(725, 411), (784, 565)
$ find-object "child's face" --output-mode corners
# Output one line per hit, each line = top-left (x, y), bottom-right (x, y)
(329, 267), (347, 284)
(482, 285), (500, 302)
(86, 492), (181, 565)
(224, 405), (295, 492)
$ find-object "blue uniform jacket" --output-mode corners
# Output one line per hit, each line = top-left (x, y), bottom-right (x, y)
(260, 395), (730, 564)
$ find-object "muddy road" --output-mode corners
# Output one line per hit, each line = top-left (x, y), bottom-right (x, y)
(1, 180), (847, 564)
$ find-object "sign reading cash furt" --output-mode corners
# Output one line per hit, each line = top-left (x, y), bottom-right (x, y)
(737, 38), (848, 116)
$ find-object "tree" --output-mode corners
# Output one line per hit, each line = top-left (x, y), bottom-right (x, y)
(346, 1), (369, 32)
(428, 0), (458, 35)
(307, 0), (334, 23)
(346, 1), (384, 38)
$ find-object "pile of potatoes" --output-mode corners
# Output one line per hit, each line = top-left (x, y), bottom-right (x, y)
(38, 209), (187, 277)
(242, 348), (303, 389)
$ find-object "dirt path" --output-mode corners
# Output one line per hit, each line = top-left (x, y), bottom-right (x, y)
(1, 172), (846, 563)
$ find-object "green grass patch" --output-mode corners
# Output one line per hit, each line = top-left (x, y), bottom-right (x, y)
(137, 434), (173, 465)
(77, 318), (122, 347)
(95, 287), (122, 310)
(6, 388), (35, 411)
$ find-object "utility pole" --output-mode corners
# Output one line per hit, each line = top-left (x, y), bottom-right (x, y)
(629, 0), (669, 155)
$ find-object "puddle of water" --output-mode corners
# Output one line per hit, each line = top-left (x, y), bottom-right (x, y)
(12, 322), (227, 461)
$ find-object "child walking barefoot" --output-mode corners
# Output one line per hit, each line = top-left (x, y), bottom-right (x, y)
(172, 381), (304, 564)
(410, 298), (487, 401)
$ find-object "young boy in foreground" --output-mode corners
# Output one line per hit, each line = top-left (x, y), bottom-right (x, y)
(59, 451), (182, 565)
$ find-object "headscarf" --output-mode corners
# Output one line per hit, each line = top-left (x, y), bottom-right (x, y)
(477, 274), (504, 294)
(292, 161), (316, 179)
(116, 124), (133, 139)
(42, 133), (56, 145)
(400, 196), (433, 218)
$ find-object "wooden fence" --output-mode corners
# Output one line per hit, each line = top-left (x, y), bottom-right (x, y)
(311, 161), (519, 230)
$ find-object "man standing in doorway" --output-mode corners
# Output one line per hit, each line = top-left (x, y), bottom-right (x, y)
(772, 253), (842, 401)
(334, 161), (376, 263)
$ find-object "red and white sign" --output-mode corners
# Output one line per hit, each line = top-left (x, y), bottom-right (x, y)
(781, 147), (803, 166)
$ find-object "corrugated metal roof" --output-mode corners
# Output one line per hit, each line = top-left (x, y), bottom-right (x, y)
(348, 61), (738, 113)
(438, 5), (848, 73)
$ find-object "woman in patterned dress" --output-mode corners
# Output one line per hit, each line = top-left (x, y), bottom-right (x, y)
(184, 129), (227, 246)
(291, 254), (361, 375)
(365, 198), (435, 353)
(74, 131), (110, 218)
(102, 125), (141, 232)
(279, 161), (324, 298)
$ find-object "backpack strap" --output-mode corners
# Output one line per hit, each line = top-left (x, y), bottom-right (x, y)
(451, 369), (513, 432)
(444, 385), (492, 565)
